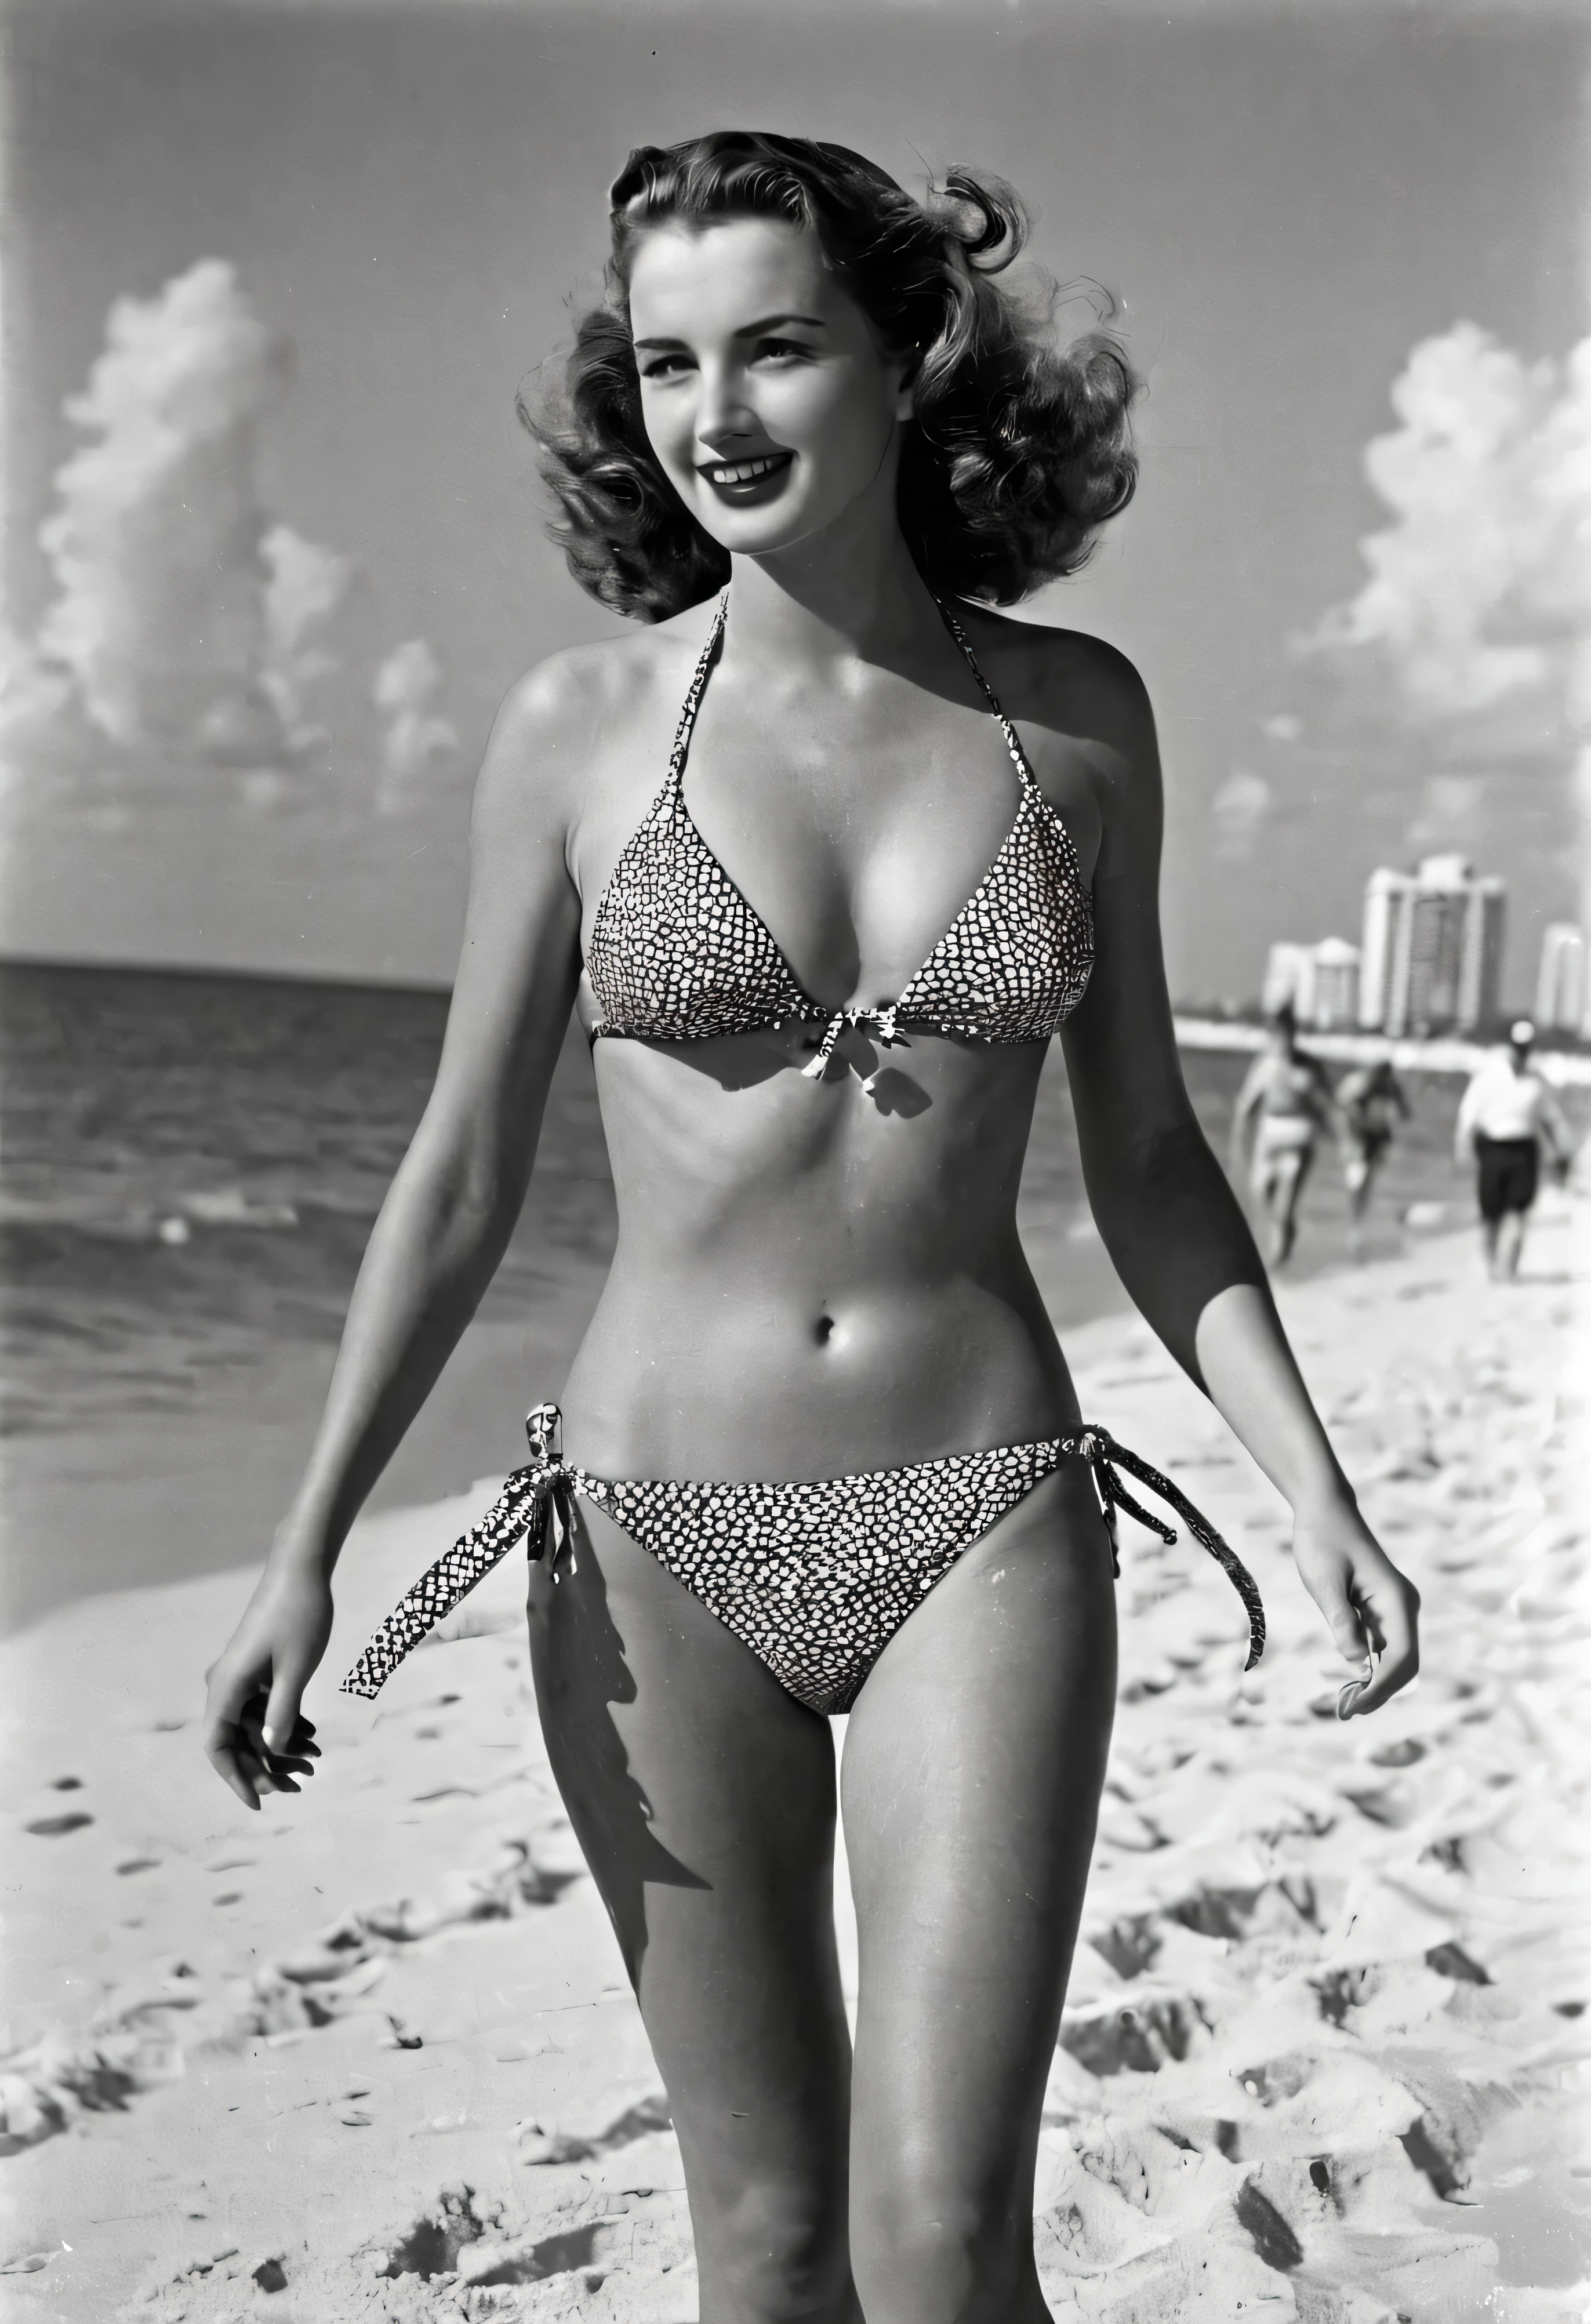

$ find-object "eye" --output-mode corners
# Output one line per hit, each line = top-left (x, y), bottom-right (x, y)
(638, 351), (694, 382)
(751, 337), (815, 365)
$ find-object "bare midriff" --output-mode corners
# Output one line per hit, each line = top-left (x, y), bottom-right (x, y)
(559, 1023), (1080, 1483)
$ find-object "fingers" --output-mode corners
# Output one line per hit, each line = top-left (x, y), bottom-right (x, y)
(206, 1723), (264, 1811)
(205, 1658), (319, 1809)
(240, 1694), (319, 1796)
(1309, 1578), (1370, 1672)
(1340, 1573), (1419, 1717)
(263, 1668), (311, 1757)
(204, 1657), (271, 1809)
(1296, 1530), (1421, 1719)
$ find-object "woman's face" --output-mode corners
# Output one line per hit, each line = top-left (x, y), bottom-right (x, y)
(626, 215), (913, 558)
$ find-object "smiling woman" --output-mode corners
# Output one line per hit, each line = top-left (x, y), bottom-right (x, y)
(203, 129), (1420, 2324)
(530, 132), (1137, 619)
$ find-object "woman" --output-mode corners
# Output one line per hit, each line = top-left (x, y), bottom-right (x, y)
(1230, 1003), (1338, 1266)
(1335, 1055), (1409, 1255)
(204, 135), (1419, 2323)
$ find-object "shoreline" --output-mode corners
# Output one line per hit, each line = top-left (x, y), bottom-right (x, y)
(2, 1208), (1586, 2321)
(1172, 1014), (1591, 1085)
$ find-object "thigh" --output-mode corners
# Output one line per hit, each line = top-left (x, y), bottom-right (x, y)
(528, 1500), (852, 2237)
(841, 1460), (1117, 2207)
(1476, 1142), (1507, 1222)
(1253, 1136), (1293, 1204)
(1278, 1138), (1312, 1204)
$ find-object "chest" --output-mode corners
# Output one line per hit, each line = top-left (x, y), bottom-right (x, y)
(579, 660), (1097, 1004)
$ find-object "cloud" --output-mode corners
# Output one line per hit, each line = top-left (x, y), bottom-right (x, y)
(1211, 769), (1270, 862)
(373, 639), (460, 806)
(5, 261), (354, 802)
(1, 623), (73, 743)
(1296, 324), (1590, 725)
(1405, 772), (1485, 855)
(260, 524), (353, 748)
(34, 260), (290, 757)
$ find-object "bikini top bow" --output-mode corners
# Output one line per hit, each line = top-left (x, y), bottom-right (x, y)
(801, 1003), (910, 1084)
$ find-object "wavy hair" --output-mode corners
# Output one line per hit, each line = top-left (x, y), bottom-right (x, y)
(525, 130), (1139, 622)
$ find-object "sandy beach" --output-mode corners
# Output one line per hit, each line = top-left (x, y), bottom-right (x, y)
(2, 1197), (1588, 2322)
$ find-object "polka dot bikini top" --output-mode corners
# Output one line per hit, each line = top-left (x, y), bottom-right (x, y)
(584, 592), (1094, 1077)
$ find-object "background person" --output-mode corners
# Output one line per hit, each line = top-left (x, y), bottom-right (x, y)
(1335, 1055), (1410, 1256)
(1455, 1019), (1573, 1281)
(1230, 1005), (1338, 1266)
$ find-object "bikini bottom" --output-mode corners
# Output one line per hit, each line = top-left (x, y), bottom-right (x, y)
(342, 1407), (1265, 1715)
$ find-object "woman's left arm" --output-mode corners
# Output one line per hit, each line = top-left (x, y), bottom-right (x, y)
(1055, 644), (1419, 1716)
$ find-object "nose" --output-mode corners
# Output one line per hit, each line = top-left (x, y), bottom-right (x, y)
(694, 359), (760, 455)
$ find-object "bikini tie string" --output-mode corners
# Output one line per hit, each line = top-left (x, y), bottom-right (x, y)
(339, 1407), (1265, 1702)
(1065, 1423), (1266, 1672)
(339, 1401), (577, 1701)
(800, 1004), (910, 1083)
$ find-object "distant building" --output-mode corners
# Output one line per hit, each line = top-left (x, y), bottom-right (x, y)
(1359, 857), (1505, 1036)
(1536, 923), (1586, 1034)
(1262, 935), (1361, 1030)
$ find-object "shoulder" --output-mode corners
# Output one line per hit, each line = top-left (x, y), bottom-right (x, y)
(473, 609), (719, 829)
(491, 611), (715, 768)
(951, 606), (1156, 774)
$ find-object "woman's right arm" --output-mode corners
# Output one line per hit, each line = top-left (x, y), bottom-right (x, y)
(203, 659), (591, 1807)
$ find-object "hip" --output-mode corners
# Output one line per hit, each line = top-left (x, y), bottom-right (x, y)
(1255, 1113), (1318, 1153)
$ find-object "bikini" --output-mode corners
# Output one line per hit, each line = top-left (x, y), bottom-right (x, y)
(344, 597), (1264, 1713)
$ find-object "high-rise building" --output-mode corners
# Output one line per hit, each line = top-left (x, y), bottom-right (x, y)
(1358, 858), (1505, 1035)
(1536, 923), (1586, 1034)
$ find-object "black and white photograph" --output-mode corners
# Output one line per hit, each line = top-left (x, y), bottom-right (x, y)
(1, 1), (1587, 2317)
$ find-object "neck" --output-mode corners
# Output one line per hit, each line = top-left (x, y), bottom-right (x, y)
(718, 455), (944, 672)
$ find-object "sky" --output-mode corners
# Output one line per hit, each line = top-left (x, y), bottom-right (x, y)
(2, 0), (1587, 1004)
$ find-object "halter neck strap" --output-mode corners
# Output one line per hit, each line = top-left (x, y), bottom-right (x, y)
(666, 590), (730, 791)
(934, 600), (1044, 802)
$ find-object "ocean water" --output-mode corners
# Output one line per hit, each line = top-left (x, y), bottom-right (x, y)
(1, 961), (1490, 1442)
(0, 964), (613, 1439)
(0, 963), (1498, 1625)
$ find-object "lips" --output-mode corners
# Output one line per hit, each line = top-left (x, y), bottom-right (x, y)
(699, 450), (795, 502)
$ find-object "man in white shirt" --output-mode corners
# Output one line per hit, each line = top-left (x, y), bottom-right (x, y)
(1454, 1021), (1572, 1280)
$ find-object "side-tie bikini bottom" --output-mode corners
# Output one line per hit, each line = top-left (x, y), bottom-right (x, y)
(342, 1405), (1264, 1715)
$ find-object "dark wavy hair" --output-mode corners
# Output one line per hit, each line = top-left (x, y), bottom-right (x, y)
(524, 131), (1139, 621)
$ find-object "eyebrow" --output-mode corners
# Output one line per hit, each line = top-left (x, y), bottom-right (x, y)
(633, 312), (827, 350)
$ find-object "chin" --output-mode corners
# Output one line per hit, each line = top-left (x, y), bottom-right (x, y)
(695, 502), (840, 562)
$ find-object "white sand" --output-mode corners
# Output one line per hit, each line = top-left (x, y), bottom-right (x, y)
(2, 1200), (1587, 2322)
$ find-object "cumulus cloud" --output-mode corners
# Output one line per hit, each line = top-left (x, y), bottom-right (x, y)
(373, 639), (460, 807)
(34, 260), (290, 757)
(1, 622), (73, 742)
(5, 260), (353, 799)
(1298, 324), (1590, 722)
(260, 524), (353, 748)
(1211, 769), (1270, 862)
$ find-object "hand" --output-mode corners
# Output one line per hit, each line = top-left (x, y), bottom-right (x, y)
(204, 1560), (335, 1810)
(1290, 1498), (1419, 1717)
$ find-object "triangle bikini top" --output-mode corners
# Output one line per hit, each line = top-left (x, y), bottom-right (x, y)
(584, 593), (1094, 1079)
